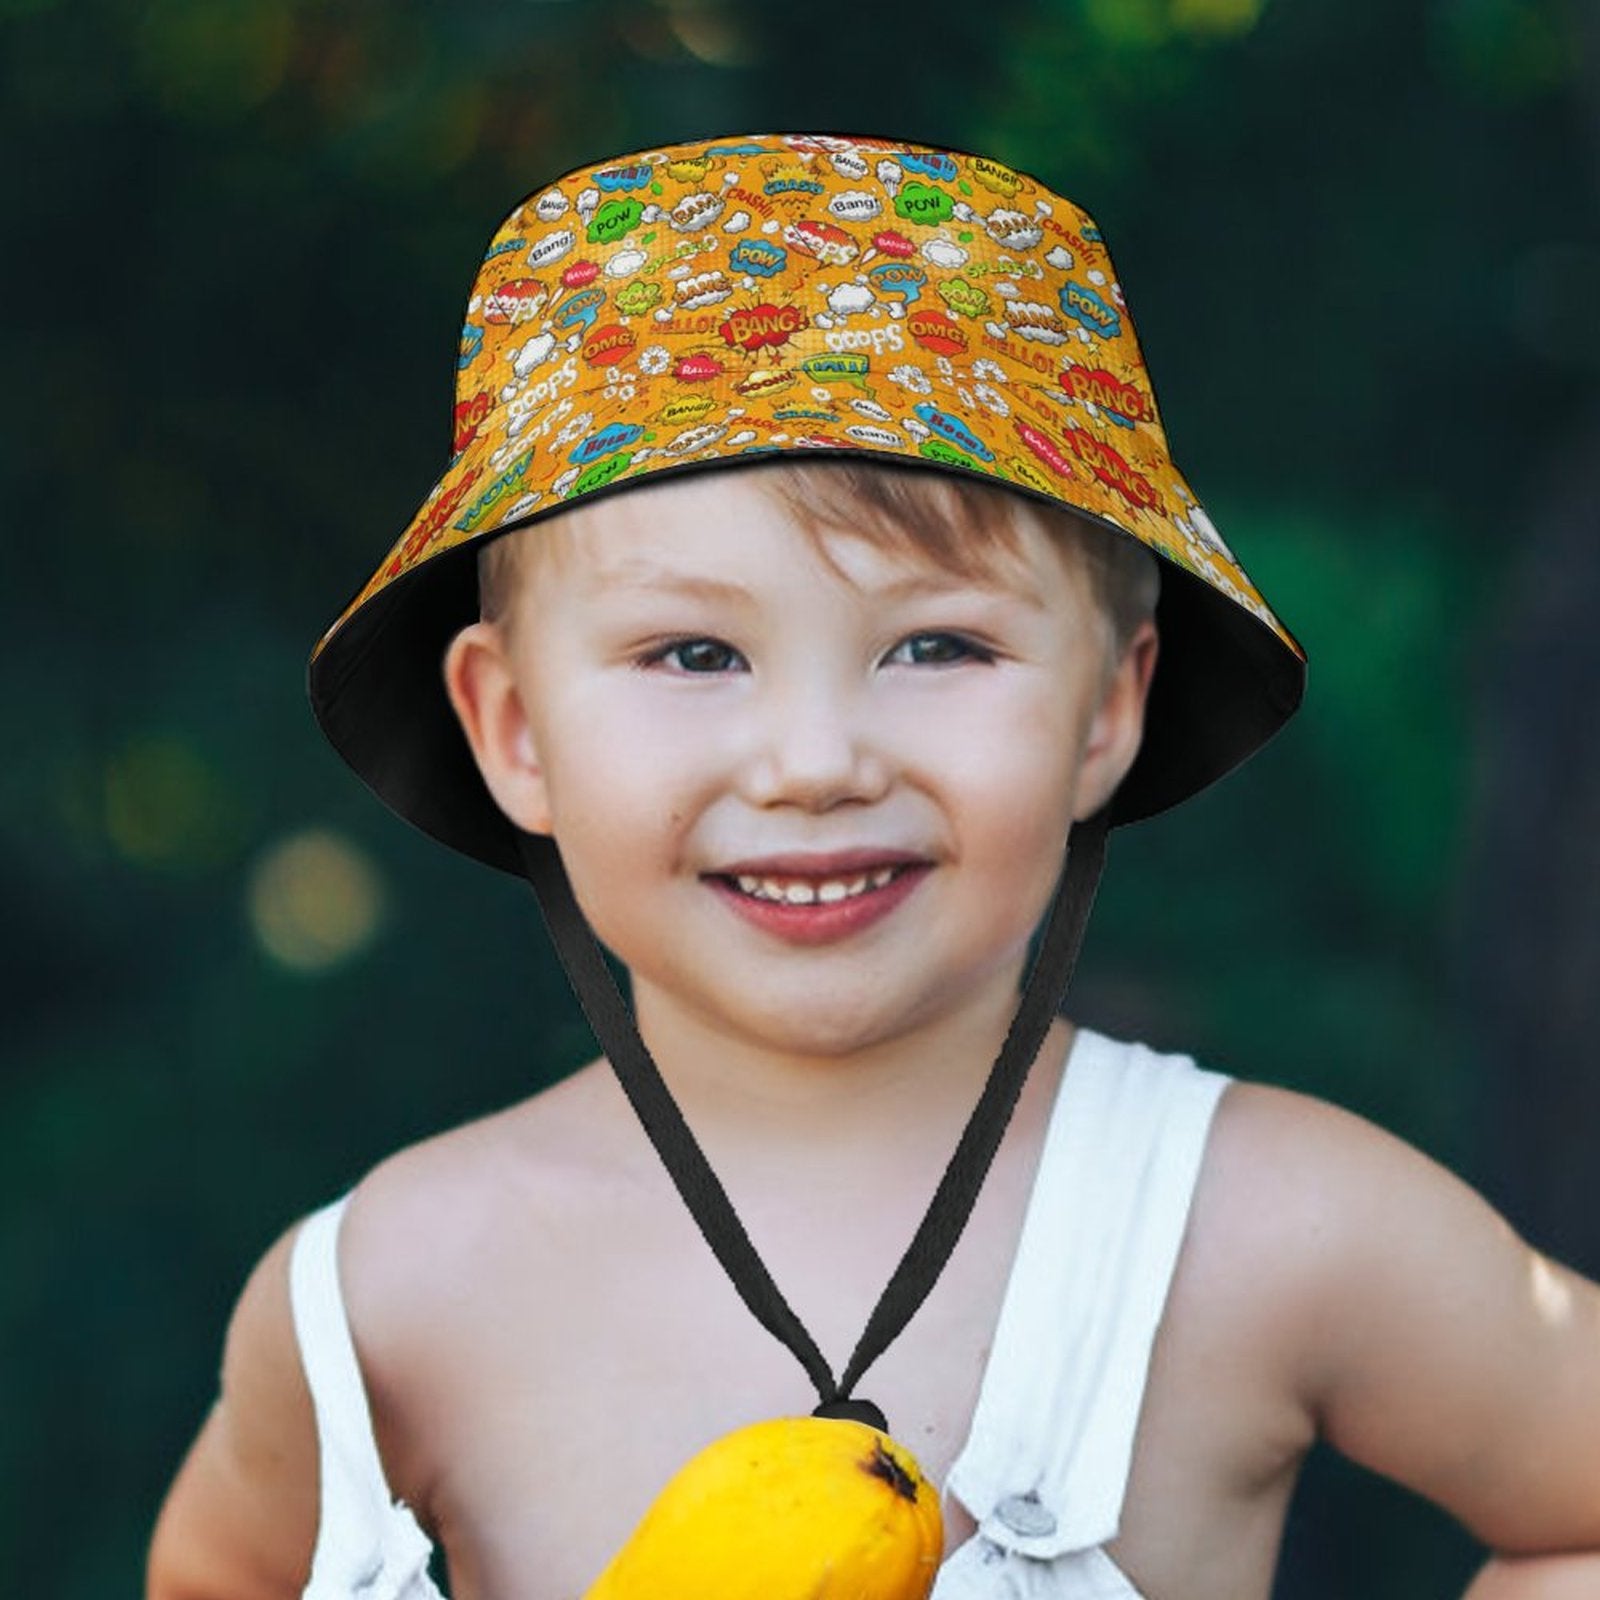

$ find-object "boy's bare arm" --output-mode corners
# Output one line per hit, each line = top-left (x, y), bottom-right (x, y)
(147, 1223), (320, 1600)
(1229, 1085), (1600, 1570)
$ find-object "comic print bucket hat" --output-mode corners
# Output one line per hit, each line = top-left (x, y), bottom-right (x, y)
(307, 133), (1307, 1436)
(309, 132), (1304, 875)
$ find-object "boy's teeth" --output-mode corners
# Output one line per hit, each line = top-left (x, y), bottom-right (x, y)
(731, 867), (901, 904)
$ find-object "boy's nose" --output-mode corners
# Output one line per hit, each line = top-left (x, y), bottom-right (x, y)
(739, 684), (891, 812)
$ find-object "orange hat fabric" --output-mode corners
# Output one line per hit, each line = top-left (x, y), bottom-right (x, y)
(309, 133), (1305, 871)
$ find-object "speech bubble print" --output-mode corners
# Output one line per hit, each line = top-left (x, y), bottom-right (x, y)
(915, 403), (994, 461)
(676, 271), (733, 309)
(729, 238), (787, 277)
(969, 155), (1022, 199)
(907, 309), (968, 356)
(723, 209), (752, 233)
(544, 411), (591, 453)
(1059, 280), (1123, 340)
(725, 369), (788, 402)
(497, 489), (541, 525)
(872, 229), (915, 259)
(726, 428), (759, 447)
(453, 390), (492, 454)
(1087, 268), (1107, 286)
(594, 162), (653, 192)
(850, 396), (894, 423)
(1009, 301), (1071, 344)
(876, 158), (903, 197)
(974, 382), (1010, 416)
(666, 154), (712, 184)
(869, 261), (926, 306)
(667, 422), (729, 456)
(553, 288), (607, 331)
(576, 187), (601, 217)
(785, 219), (859, 266)
(829, 189), (882, 224)
(572, 450), (635, 495)
(1187, 504), (1235, 559)
(588, 198), (644, 245)
(843, 423), (903, 449)
(898, 148), (959, 183)
(895, 182), (954, 227)
(509, 331), (556, 379)
(562, 259), (601, 290)
(674, 351), (726, 382)
(719, 301), (808, 354)
(922, 237), (968, 270)
(652, 393), (718, 428)
(937, 277), (988, 319)
(1004, 453), (1057, 496)
(1014, 421), (1075, 478)
(918, 437), (979, 469)
(454, 449), (539, 532)
(670, 191), (727, 232)
(637, 345), (670, 375)
(985, 209), (1043, 251)
(1044, 244), (1075, 272)
(828, 282), (875, 318)
(570, 420), (644, 465)
(801, 352), (873, 391)
(533, 189), (569, 222)
(459, 322), (484, 369)
(971, 357), (1008, 385)
(829, 148), (869, 181)
(887, 363), (933, 396)
(528, 229), (576, 268)
(616, 280), (663, 316)
(604, 247), (648, 279)
(1059, 363), (1151, 425)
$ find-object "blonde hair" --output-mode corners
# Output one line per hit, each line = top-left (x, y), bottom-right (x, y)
(478, 458), (1159, 658)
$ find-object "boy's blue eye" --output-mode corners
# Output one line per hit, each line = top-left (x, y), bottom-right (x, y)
(886, 632), (994, 667)
(654, 638), (745, 673)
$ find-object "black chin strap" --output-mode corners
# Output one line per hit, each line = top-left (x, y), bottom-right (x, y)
(515, 810), (1110, 1434)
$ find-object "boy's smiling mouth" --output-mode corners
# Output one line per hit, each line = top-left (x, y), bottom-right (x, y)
(731, 867), (901, 905)
(703, 850), (930, 943)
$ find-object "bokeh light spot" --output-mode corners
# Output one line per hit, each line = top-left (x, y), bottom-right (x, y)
(104, 735), (238, 869)
(247, 827), (384, 973)
(1170, 0), (1268, 38)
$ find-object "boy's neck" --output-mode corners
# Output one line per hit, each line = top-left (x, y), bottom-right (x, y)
(625, 964), (1070, 1181)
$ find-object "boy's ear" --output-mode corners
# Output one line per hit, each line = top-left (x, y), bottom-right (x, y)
(442, 621), (554, 835)
(1074, 618), (1160, 822)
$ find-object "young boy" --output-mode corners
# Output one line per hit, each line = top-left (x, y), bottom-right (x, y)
(148, 134), (1600, 1600)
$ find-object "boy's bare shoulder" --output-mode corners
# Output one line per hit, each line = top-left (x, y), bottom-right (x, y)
(1187, 1077), (1600, 1553)
(339, 1057), (636, 1295)
(332, 1056), (661, 1389)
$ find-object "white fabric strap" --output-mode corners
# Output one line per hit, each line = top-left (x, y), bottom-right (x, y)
(289, 1197), (440, 1600)
(944, 1030), (1228, 1561)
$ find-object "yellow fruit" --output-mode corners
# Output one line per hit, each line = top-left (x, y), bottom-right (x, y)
(582, 1415), (945, 1600)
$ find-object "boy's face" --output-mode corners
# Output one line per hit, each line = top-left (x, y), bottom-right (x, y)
(446, 470), (1156, 1060)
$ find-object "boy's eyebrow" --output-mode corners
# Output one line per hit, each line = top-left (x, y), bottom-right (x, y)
(588, 561), (757, 604)
(588, 558), (1045, 607)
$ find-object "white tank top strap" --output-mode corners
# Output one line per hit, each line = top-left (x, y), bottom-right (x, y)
(939, 1028), (1228, 1590)
(289, 1196), (444, 1600)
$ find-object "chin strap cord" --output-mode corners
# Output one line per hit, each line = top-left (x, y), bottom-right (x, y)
(515, 808), (1110, 1432)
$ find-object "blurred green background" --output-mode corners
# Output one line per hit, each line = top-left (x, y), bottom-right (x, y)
(3, 1), (1597, 1595)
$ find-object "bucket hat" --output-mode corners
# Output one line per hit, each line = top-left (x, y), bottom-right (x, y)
(310, 132), (1302, 873)
(307, 133), (1306, 1433)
